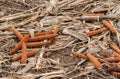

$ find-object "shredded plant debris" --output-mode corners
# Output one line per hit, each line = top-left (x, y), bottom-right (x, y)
(0, 0), (120, 79)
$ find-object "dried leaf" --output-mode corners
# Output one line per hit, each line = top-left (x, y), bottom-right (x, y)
(28, 29), (35, 38)
(17, 58), (36, 74)
(62, 27), (88, 41)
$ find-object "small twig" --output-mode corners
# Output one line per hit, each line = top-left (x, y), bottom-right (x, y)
(39, 70), (65, 76)
(35, 40), (46, 69)
(46, 39), (77, 51)
(58, 0), (74, 8)
(93, 71), (107, 79)
(40, 74), (66, 79)
(62, 27), (88, 41)
(100, 14), (120, 20)
(67, 59), (86, 75)
(77, 16), (100, 22)
(0, 6), (38, 18)
(77, 47), (88, 53)
(0, 12), (35, 23)
(69, 0), (94, 7)
(77, 14), (120, 22)
(71, 69), (95, 79)
(48, 58), (60, 65)
(91, 7), (109, 13)
(83, 13), (104, 16)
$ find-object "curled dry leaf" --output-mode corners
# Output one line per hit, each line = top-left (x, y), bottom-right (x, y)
(11, 62), (20, 69)
(85, 47), (101, 54)
(0, 77), (17, 79)
(0, 12), (35, 23)
(100, 49), (114, 58)
(28, 29), (35, 38)
(91, 7), (109, 13)
(17, 58), (36, 74)
(39, 16), (59, 27)
(62, 27), (88, 41)
(48, 58), (60, 65)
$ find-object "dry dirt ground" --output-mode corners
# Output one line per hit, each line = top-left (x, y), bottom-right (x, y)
(0, 0), (120, 79)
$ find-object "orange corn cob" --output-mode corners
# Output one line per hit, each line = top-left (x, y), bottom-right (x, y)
(10, 35), (29, 54)
(28, 34), (57, 42)
(27, 50), (39, 57)
(102, 57), (120, 62)
(72, 52), (88, 59)
(114, 53), (120, 57)
(109, 43), (120, 54)
(11, 27), (23, 40)
(52, 27), (59, 34)
(86, 53), (102, 69)
(102, 20), (116, 33)
(26, 39), (52, 47)
(21, 42), (27, 64)
(86, 27), (107, 36)
(12, 50), (39, 61)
